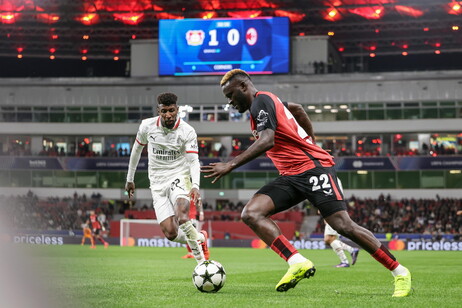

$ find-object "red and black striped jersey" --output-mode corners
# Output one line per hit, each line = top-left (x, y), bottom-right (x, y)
(250, 91), (335, 175)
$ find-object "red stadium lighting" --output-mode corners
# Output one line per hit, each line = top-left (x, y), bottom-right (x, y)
(338, 47), (345, 52)
(16, 47), (23, 53)
(113, 49), (120, 55)
(81, 49), (88, 54)
(349, 6), (384, 19)
(274, 10), (305, 23)
(370, 46), (377, 51)
(423, 27), (429, 31)
(435, 42), (441, 47)
(323, 8), (342, 21)
(200, 11), (217, 19)
(375, 28), (380, 33)
(52, 34), (58, 40)
(131, 34), (136, 39)
(298, 32), (305, 36)
(80, 13), (98, 26)
(49, 48), (56, 53)
(1, 13), (18, 24)
(402, 44), (408, 49)
(113, 13), (144, 25)
(448, 2), (462, 15)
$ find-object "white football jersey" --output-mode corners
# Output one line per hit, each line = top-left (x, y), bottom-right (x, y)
(135, 116), (198, 183)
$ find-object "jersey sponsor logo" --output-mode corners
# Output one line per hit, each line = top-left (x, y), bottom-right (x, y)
(152, 147), (181, 161)
(256, 109), (269, 128)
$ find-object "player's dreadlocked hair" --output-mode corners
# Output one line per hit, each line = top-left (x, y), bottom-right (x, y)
(157, 92), (178, 106)
(220, 69), (251, 86)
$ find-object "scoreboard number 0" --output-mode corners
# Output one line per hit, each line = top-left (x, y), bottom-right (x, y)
(208, 29), (241, 47)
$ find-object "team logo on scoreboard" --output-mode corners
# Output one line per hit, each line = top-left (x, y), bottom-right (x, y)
(246, 27), (258, 46)
(186, 30), (205, 46)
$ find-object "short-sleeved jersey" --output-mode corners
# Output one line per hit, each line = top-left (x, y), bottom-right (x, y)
(135, 116), (199, 182)
(250, 91), (335, 175)
(89, 214), (101, 230)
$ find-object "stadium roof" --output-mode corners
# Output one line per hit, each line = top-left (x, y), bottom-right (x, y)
(1, 0), (461, 76)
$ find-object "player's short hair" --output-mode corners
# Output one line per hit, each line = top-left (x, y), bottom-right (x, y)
(157, 92), (178, 106)
(220, 69), (251, 86)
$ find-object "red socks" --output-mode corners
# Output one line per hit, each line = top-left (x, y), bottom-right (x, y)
(371, 244), (399, 270)
(270, 235), (298, 261)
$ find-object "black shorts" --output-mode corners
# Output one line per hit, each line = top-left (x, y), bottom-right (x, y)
(256, 166), (346, 218)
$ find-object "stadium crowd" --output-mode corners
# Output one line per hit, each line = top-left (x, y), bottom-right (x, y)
(0, 191), (113, 233)
(1, 191), (461, 239)
(315, 195), (462, 238)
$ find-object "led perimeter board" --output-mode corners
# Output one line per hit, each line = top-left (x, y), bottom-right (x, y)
(158, 17), (290, 76)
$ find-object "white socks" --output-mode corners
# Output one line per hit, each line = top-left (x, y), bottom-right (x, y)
(287, 253), (307, 266)
(392, 265), (409, 277)
(331, 239), (349, 264)
(179, 221), (205, 264)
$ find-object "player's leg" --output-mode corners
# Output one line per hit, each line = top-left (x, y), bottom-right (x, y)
(153, 182), (207, 264)
(324, 232), (349, 267)
(333, 177), (359, 264)
(242, 179), (315, 292)
(175, 197), (208, 263)
(325, 210), (411, 297)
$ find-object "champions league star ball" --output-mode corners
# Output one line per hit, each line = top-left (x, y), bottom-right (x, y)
(192, 260), (226, 293)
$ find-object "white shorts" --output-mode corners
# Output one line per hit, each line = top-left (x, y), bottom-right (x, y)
(324, 223), (339, 237)
(150, 175), (191, 223)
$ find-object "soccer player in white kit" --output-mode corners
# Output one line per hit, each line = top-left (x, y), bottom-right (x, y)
(125, 92), (209, 263)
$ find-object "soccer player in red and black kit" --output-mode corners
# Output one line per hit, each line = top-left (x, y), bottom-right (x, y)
(87, 210), (109, 249)
(202, 69), (411, 297)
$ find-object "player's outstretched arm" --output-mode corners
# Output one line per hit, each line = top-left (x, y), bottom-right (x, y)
(125, 141), (144, 198)
(202, 128), (275, 183)
(286, 102), (316, 143)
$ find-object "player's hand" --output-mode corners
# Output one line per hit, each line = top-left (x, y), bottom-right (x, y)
(125, 182), (135, 199)
(199, 211), (204, 222)
(189, 187), (201, 205)
(201, 162), (232, 184)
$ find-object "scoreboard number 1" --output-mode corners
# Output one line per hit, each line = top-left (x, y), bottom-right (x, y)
(208, 29), (241, 47)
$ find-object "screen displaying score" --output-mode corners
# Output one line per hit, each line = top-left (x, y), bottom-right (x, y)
(158, 17), (290, 76)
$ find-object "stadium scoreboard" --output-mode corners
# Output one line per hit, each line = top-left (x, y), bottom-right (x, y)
(159, 17), (290, 76)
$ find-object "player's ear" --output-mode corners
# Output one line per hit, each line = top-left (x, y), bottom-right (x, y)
(240, 80), (247, 91)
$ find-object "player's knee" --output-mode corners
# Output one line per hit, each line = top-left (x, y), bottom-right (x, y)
(241, 208), (263, 226)
(164, 229), (178, 241)
(335, 223), (355, 237)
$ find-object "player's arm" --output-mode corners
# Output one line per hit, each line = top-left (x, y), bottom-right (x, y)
(125, 139), (145, 198)
(202, 95), (276, 183)
(185, 131), (201, 204)
(285, 102), (316, 143)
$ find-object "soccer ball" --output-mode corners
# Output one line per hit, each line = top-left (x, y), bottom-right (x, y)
(192, 260), (226, 293)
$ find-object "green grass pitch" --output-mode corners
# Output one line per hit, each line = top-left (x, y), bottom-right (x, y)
(27, 245), (462, 308)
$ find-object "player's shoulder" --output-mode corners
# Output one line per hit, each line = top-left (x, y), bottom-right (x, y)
(178, 119), (197, 133)
(139, 116), (158, 130)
